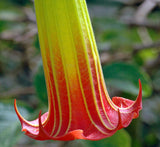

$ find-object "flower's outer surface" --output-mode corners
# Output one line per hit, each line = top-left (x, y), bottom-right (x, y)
(14, 0), (142, 141)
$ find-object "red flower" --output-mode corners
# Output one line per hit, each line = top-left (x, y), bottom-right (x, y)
(14, 0), (142, 141)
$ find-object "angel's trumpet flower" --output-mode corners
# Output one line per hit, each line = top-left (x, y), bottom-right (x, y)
(14, 0), (142, 141)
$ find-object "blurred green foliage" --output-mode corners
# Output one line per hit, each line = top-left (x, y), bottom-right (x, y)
(0, 103), (29, 147)
(0, 0), (160, 147)
(34, 62), (48, 105)
(103, 62), (152, 97)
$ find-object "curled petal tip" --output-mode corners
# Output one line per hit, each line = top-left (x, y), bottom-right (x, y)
(14, 99), (22, 122)
(14, 99), (18, 113)
(131, 79), (142, 111)
(111, 80), (142, 128)
(131, 79), (142, 118)
(14, 99), (16, 105)
(137, 79), (142, 105)
(112, 80), (142, 109)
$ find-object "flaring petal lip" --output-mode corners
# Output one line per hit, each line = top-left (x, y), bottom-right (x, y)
(14, 80), (142, 141)
(14, 0), (142, 141)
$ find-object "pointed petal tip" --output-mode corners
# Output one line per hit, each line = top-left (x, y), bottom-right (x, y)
(14, 99), (23, 122)
(111, 80), (142, 128)
(22, 128), (27, 132)
(14, 99), (17, 112)
(138, 79), (142, 97)
(14, 99), (16, 104)
(133, 79), (142, 111)
(112, 80), (142, 109)
(131, 79), (142, 119)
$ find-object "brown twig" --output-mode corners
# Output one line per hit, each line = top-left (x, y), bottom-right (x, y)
(125, 20), (160, 31)
(133, 0), (158, 45)
(134, 0), (157, 22)
(100, 52), (131, 65)
(133, 41), (160, 52)
(0, 86), (35, 98)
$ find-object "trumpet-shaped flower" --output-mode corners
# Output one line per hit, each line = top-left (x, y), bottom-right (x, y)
(14, 0), (142, 141)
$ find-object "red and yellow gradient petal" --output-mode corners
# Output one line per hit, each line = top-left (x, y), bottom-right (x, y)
(14, 0), (142, 141)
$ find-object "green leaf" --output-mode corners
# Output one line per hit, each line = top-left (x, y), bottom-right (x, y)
(137, 49), (158, 63)
(10, 0), (31, 6)
(34, 35), (41, 52)
(0, 102), (28, 147)
(102, 62), (152, 97)
(97, 18), (141, 50)
(34, 62), (48, 105)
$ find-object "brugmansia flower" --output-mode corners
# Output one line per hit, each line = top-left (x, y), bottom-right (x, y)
(14, 0), (142, 141)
